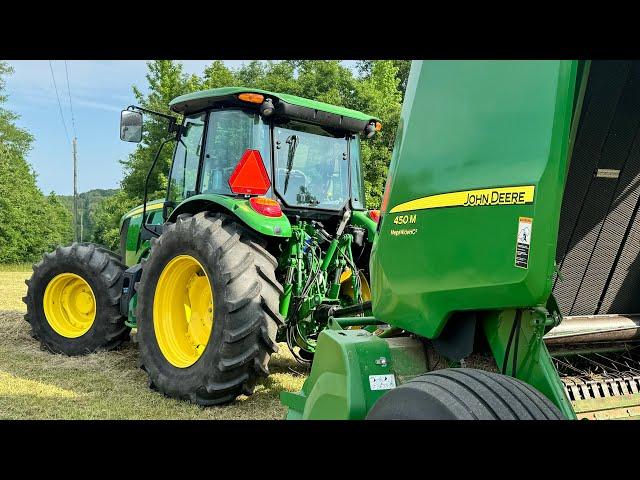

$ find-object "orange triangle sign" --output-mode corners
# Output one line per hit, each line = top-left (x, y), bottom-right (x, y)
(228, 149), (271, 195)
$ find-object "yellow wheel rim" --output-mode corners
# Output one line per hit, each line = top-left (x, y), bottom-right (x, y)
(153, 255), (214, 368)
(43, 273), (96, 338)
(340, 269), (372, 330)
(340, 269), (372, 302)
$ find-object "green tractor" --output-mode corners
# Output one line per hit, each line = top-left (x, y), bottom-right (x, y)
(282, 60), (640, 420)
(24, 87), (380, 405)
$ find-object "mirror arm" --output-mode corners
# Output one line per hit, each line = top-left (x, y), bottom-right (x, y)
(126, 105), (180, 135)
(141, 137), (175, 239)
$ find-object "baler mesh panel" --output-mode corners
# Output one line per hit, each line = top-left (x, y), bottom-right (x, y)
(554, 60), (640, 316)
(556, 178), (618, 315)
(555, 61), (630, 262)
(572, 63), (640, 314)
(599, 193), (640, 313)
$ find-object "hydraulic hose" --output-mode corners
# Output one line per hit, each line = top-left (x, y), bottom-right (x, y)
(501, 309), (522, 375)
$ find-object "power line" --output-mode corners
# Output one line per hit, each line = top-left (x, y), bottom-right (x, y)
(49, 60), (78, 240)
(64, 60), (77, 138)
(48, 60), (71, 145)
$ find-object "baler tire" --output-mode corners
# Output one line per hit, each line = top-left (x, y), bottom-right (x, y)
(366, 368), (565, 420)
(136, 212), (283, 406)
(23, 242), (130, 355)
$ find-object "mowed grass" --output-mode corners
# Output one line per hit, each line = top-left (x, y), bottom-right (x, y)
(0, 267), (33, 311)
(0, 265), (307, 419)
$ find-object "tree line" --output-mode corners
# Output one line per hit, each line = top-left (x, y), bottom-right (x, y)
(0, 62), (73, 264)
(57, 189), (118, 243)
(92, 60), (409, 251)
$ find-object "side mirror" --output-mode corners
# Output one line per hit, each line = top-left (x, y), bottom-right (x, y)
(120, 110), (143, 143)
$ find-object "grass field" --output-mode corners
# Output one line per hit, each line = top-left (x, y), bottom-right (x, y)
(0, 266), (307, 419)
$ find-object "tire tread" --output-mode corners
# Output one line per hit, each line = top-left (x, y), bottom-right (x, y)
(368, 367), (564, 420)
(23, 242), (130, 355)
(136, 212), (284, 406)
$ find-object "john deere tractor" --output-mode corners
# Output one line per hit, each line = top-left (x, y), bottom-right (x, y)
(281, 60), (640, 420)
(24, 87), (380, 405)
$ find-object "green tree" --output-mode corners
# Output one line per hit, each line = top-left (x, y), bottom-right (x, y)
(234, 61), (267, 88)
(58, 188), (118, 242)
(295, 60), (356, 106)
(0, 63), (32, 156)
(357, 60), (411, 95)
(41, 193), (74, 252)
(260, 61), (298, 93)
(202, 61), (235, 89)
(92, 190), (138, 251)
(0, 61), (73, 263)
(352, 61), (403, 207)
(392, 60), (412, 95)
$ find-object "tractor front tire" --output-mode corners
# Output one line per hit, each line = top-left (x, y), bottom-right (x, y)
(136, 212), (283, 406)
(24, 243), (130, 355)
(366, 368), (564, 420)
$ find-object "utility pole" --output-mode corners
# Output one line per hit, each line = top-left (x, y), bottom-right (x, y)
(73, 137), (78, 243)
(80, 198), (84, 242)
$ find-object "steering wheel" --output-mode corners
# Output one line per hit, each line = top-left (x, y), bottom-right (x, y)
(276, 168), (308, 195)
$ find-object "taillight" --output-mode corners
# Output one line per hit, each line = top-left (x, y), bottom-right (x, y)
(249, 196), (282, 217)
(368, 209), (381, 223)
(228, 149), (271, 195)
(238, 92), (265, 104)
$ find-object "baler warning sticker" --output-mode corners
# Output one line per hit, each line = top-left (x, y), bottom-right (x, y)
(515, 217), (532, 269)
(369, 374), (396, 391)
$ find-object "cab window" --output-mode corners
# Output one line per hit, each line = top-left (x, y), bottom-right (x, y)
(168, 113), (205, 204)
(273, 121), (349, 210)
(200, 110), (270, 195)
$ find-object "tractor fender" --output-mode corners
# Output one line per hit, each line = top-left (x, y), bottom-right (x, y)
(119, 200), (164, 267)
(167, 193), (292, 238)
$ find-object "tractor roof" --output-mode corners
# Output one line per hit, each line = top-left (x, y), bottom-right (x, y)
(169, 87), (379, 124)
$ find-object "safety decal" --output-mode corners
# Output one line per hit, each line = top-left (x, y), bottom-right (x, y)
(515, 217), (532, 269)
(369, 374), (396, 391)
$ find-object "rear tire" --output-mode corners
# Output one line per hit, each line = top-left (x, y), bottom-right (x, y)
(136, 212), (284, 406)
(23, 243), (130, 355)
(366, 368), (564, 420)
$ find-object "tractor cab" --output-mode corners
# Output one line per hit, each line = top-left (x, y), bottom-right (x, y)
(169, 106), (366, 214)
(157, 88), (378, 224)
(119, 88), (380, 266)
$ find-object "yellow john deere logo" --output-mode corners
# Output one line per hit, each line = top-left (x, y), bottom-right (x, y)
(389, 186), (535, 213)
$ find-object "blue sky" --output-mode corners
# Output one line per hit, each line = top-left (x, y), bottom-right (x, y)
(4, 60), (358, 196)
